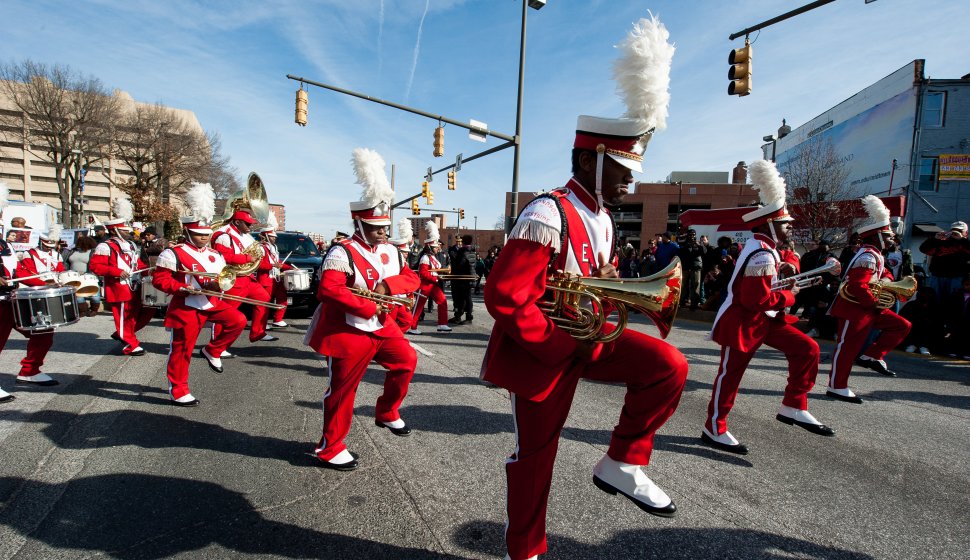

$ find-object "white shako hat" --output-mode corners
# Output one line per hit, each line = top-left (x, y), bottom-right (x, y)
(388, 217), (413, 249)
(742, 160), (794, 227)
(855, 195), (892, 236)
(424, 221), (440, 245)
(182, 181), (216, 234)
(349, 148), (393, 227)
(575, 13), (673, 206)
(40, 223), (62, 244)
(180, 216), (212, 235)
(107, 197), (134, 231)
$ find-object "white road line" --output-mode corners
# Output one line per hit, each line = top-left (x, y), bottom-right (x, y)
(409, 342), (435, 357)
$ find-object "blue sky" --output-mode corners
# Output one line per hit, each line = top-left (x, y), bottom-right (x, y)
(3, 0), (966, 237)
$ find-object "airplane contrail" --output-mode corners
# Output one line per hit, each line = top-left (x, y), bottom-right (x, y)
(377, 0), (384, 86)
(404, 0), (430, 102)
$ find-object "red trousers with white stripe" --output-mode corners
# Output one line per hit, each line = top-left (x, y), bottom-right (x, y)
(505, 329), (687, 560)
(410, 286), (448, 329)
(269, 279), (288, 323)
(706, 322), (819, 436)
(212, 277), (271, 343)
(111, 298), (155, 353)
(828, 310), (911, 390)
(0, 304), (54, 376)
(166, 304), (246, 400)
(314, 334), (417, 461)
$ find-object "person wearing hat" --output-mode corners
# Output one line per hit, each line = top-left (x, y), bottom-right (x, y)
(151, 215), (247, 406)
(407, 222), (452, 335)
(387, 218), (417, 333)
(703, 161), (836, 456)
(304, 148), (420, 471)
(89, 199), (155, 356)
(211, 208), (275, 345)
(481, 16), (687, 560)
(918, 220), (970, 301)
(255, 223), (294, 329)
(827, 195), (912, 400)
(9, 223), (65, 387)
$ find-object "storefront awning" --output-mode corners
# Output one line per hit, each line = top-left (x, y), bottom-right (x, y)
(912, 223), (944, 235)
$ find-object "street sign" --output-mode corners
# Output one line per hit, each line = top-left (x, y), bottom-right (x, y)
(455, 153), (463, 172)
(469, 119), (487, 143)
(426, 167), (433, 183)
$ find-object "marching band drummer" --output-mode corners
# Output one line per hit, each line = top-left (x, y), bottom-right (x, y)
(211, 209), (275, 345)
(827, 195), (912, 402)
(89, 201), (155, 356)
(482, 16), (688, 559)
(405, 222), (452, 335)
(152, 216), (247, 406)
(703, 160), (836, 456)
(255, 223), (294, 329)
(8, 225), (65, 387)
(304, 148), (420, 471)
(387, 218), (416, 333)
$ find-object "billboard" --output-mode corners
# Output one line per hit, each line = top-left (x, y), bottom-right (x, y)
(939, 154), (970, 181)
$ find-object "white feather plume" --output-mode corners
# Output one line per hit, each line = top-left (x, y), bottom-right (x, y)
(397, 217), (413, 241)
(185, 181), (216, 222)
(613, 12), (675, 132)
(47, 223), (62, 242)
(351, 148), (394, 204)
(0, 180), (9, 209)
(424, 220), (439, 242)
(861, 194), (889, 225)
(113, 197), (134, 222)
(747, 160), (787, 207)
(267, 211), (279, 230)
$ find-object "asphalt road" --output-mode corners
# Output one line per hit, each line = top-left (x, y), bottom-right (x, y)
(0, 297), (968, 559)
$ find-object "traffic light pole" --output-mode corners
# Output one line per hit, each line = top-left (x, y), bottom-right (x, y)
(729, 0), (836, 40)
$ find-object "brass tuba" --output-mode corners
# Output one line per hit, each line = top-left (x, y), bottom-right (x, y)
(838, 275), (917, 309)
(539, 257), (682, 342)
(211, 172), (269, 277)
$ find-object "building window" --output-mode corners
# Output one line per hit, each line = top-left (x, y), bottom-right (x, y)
(917, 157), (938, 192)
(922, 92), (945, 127)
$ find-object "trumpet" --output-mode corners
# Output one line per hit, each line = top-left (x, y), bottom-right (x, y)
(771, 259), (840, 291)
(539, 258), (682, 342)
(180, 287), (285, 309)
(838, 276), (916, 309)
(349, 287), (415, 310)
(182, 267), (238, 292)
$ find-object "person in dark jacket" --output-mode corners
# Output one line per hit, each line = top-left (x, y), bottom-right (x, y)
(654, 231), (679, 270)
(942, 275), (970, 359)
(919, 221), (970, 301)
(449, 235), (476, 324)
(676, 229), (705, 309)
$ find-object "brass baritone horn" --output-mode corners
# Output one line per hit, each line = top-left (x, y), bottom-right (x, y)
(349, 287), (415, 310)
(771, 259), (840, 291)
(539, 257), (682, 342)
(838, 275), (917, 309)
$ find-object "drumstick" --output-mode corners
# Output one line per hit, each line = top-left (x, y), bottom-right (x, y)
(281, 251), (294, 264)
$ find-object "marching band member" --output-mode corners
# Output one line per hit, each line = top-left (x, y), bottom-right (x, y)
(388, 217), (416, 332)
(256, 221), (293, 329)
(304, 148), (420, 470)
(827, 195), (912, 403)
(152, 215), (247, 406)
(9, 224), (65, 387)
(89, 199), (154, 356)
(211, 208), (275, 344)
(482, 16), (687, 560)
(703, 161), (836, 456)
(406, 222), (451, 335)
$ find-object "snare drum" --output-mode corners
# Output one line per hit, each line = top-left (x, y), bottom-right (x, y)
(284, 269), (311, 291)
(11, 286), (80, 332)
(140, 276), (172, 308)
(58, 271), (82, 288)
(75, 273), (100, 298)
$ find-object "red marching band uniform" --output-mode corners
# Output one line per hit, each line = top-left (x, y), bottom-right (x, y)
(2, 230), (63, 388)
(704, 160), (835, 454)
(211, 211), (273, 344)
(408, 221), (451, 334)
(152, 216), (246, 406)
(827, 195), (912, 402)
(388, 218), (416, 332)
(303, 147), (420, 471)
(88, 219), (155, 355)
(255, 226), (293, 328)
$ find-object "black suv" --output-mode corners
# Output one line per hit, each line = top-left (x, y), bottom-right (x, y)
(274, 231), (323, 313)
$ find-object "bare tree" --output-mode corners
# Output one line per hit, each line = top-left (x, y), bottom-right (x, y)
(198, 131), (240, 200)
(0, 60), (121, 227)
(778, 137), (853, 245)
(494, 214), (507, 230)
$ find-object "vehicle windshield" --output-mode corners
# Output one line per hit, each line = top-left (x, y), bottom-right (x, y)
(275, 235), (320, 258)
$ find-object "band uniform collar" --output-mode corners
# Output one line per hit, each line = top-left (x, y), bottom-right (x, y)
(568, 178), (600, 213)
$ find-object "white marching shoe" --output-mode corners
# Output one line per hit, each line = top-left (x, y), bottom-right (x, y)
(700, 426), (749, 455)
(405, 328), (422, 335)
(436, 324), (453, 332)
(16, 373), (59, 386)
(776, 405), (835, 436)
(0, 387), (14, 403)
(269, 320), (288, 329)
(220, 351), (234, 359)
(591, 455), (676, 517)
(826, 386), (863, 404)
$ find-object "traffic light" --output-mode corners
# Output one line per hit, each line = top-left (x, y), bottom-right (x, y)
(295, 88), (308, 126)
(411, 199), (420, 215)
(447, 170), (456, 190)
(433, 126), (444, 157)
(427, 190), (434, 205)
(421, 181), (429, 199)
(728, 40), (752, 96)
(459, 208), (465, 220)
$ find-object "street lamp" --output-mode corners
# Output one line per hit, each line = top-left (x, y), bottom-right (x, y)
(70, 148), (83, 227)
(762, 134), (777, 162)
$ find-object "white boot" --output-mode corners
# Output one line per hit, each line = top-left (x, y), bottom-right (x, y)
(0, 387), (14, 403)
(591, 455), (675, 517)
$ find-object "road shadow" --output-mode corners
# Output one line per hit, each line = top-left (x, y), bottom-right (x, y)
(864, 389), (970, 411)
(0, 474), (461, 559)
(452, 519), (873, 560)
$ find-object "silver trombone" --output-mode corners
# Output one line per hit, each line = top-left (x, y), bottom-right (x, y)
(771, 259), (840, 292)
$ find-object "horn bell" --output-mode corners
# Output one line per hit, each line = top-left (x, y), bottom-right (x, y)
(580, 257), (682, 340)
